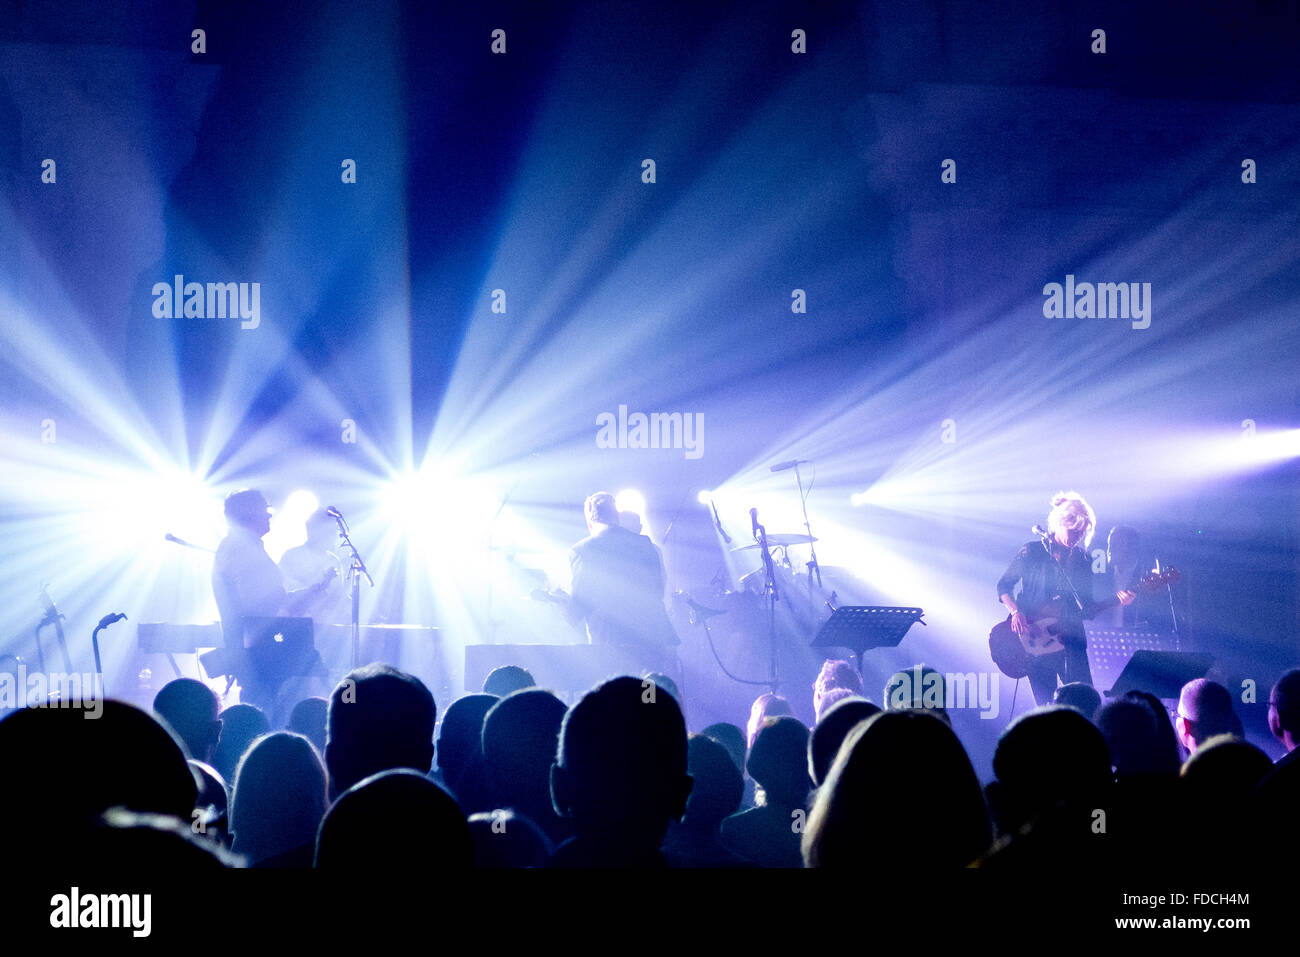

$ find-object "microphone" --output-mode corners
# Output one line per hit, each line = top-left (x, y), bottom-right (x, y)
(95, 612), (127, 630)
(770, 459), (808, 472)
(164, 533), (214, 553)
(325, 506), (343, 518)
(1032, 524), (1051, 538)
(750, 507), (760, 540)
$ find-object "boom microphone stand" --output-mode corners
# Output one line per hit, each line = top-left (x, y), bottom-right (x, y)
(326, 507), (373, 669)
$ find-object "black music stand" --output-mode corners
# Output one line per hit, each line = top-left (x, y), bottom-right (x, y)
(812, 606), (926, 680)
(1104, 649), (1214, 700)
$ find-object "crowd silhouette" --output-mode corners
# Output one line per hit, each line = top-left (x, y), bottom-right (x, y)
(2, 655), (1298, 872)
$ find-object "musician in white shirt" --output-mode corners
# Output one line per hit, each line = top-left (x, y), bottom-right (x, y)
(210, 489), (333, 707)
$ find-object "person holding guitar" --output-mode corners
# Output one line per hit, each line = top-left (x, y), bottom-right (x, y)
(995, 491), (1135, 706)
(566, 491), (679, 664)
(211, 489), (336, 708)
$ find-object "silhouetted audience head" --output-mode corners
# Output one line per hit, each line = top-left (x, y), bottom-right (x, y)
(809, 697), (881, 787)
(231, 732), (327, 867)
(1181, 734), (1273, 859)
(804, 710), (991, 868)
(316, 769), (472, 870)
(1253, 691), (1300, 858)
(1123, 690), (1183, 775)
(644, 672), (681, 707)
(991, 706), (1112, 836)
(468, 809), (551, 868)
(1054, 682), (1102, 720)
(663, 734), (746, 867)
(287, 696), (328, 752)
(816, 687), (859, 724)
(884, 664), (949, 723)
(747, 716), (812, 809)
(550, 676), (690, 866)
(682, 733), (744, 829)
(1097, 698), (1170, 777)
(326, 664), (436, 800)
(746, 693), (793, 748)
(0, 701), (197, 858)
(153, 678), (221, 763)
(814, 659), (863, 720)
(435, 692), (498, 810)
(1175, 679), (1241, 754)
(483, 665), (535, 698)
(482, 689), (568, 841)
(189, 759), (230, 848)
(1181, 734), (1271, 798)
(211, 703), (270, 784)
(1268, 669), (1300, 753)
(701, 722), (748, 777)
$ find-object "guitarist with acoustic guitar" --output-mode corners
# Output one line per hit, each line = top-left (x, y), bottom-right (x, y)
(994, 491), (1135, 706)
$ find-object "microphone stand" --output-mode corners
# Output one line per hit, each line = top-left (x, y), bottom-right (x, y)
(1156, 556), (1183, 649)
(1041, 531), (1087, 618)
(659, 491), (690, 600)
(330, 510), (374, 669)
(792, 463), (822, 591)
(753, 510), (780, 692)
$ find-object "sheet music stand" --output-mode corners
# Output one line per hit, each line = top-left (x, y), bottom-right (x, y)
(812, 606), (926, 679)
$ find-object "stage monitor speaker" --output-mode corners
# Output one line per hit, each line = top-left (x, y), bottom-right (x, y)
(1085, 626), (1180, 700)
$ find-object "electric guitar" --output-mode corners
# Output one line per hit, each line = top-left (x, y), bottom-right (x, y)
(988, 567), (1180, 679)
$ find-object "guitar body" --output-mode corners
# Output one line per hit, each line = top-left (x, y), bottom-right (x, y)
(988, 612), (1066, 679)
(987, 567), (1180, 680)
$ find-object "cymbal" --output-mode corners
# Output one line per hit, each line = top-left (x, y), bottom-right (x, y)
(730, 534), (818, 550)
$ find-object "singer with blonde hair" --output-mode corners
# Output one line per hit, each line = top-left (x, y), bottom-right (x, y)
(996, 491), (1134, 705)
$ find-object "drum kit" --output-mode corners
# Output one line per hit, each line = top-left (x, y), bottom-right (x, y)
(718, 533), (843, 634)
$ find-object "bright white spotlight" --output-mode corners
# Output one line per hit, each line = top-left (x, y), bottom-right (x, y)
(697, 489), (713, 505)
(615, 488), (647, 519)
(86, 468), (224, 551)
(1237, 427), (1300, 467)
(281, 489), (320, 517)
(381, 465), (502, 551)
(850, 479), (909, 509)
(264, 489), (323, 559)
